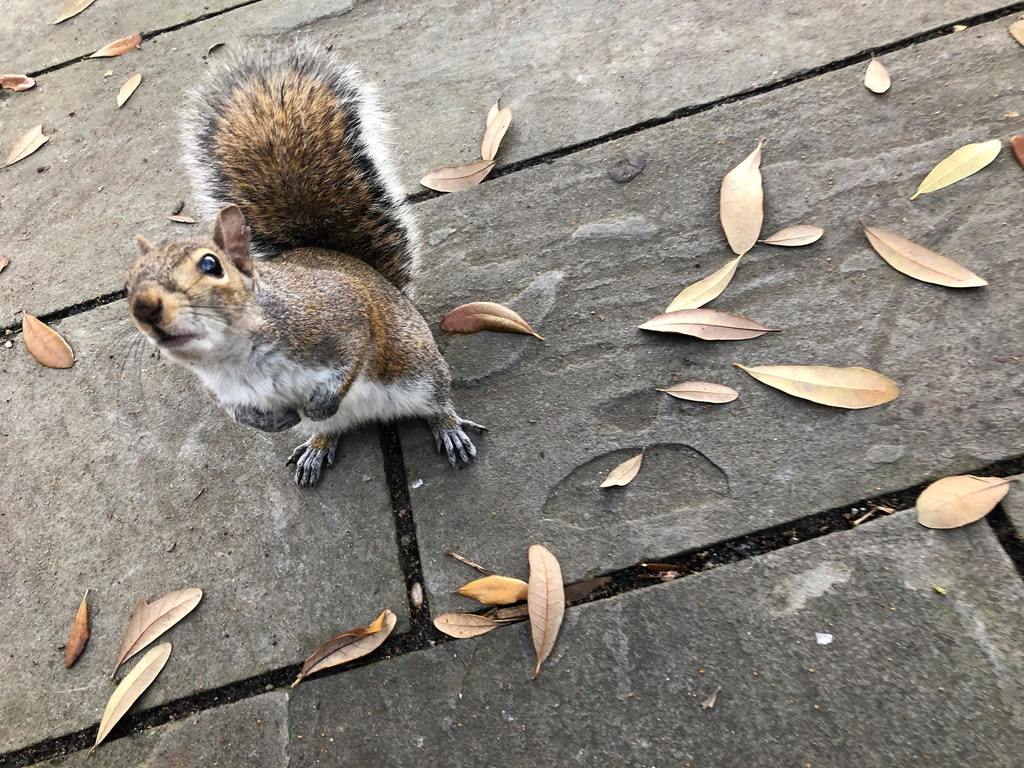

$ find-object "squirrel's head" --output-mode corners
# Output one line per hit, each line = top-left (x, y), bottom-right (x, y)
(127, 205), (256, 362)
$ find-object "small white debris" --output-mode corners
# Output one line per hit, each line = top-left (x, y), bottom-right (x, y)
(411, 478), (424, 489)
(815, 632), (834, 646)
(4, 340), (12, 349)
(701, 685), (722, 710)
(409, 582), (424, 608)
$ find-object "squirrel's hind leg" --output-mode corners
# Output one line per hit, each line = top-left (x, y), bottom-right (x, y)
(286, 433), (339, 487)
(429, 412), (487, 467)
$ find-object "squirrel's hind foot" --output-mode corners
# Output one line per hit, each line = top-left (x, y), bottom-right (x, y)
(286, 433), (339, 487)
(430, 415), (486, 467)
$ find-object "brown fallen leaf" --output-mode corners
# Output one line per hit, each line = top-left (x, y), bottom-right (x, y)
(22, 314), (74, 368)
(167, 214), (196, 224)
(457, 575), (529, 605)
(5, 125), (50, 167)
(0, 74), (36, 92)
(601, 451), (643, 488)
(862, 224), (986, 288)
(420, 159), (495, 192)
(665, 256), (741, 312)
(658, 380), (738, 404)
(639, 308), (779, 341)
(292, 609), (396, 686)
(94, 643), (171, 751)
(441, 301), (543, 339)
(760, 224), (824, 247)
(1010, 18), (1024, 47)
(65, 590), (90, 669)
(54, 0), (96, 23)
(528, 544), (564, 678)
(90, 32), (142, 59)
(720, 138), (764, 256)
(481, 105), (512, 163)
(0, 256), (9, 273)
(702, 685), (722, 710)
(863, 58), (891, 94)
(117, 73), (142, 108)
(433, 612), (501, 638)
(1011, 135), (1024, 169)
(112, 587), (202, 675)
(916, 475), (1014, 529)
(734, 363), (899, 409)
(911, 139), (1001, 200)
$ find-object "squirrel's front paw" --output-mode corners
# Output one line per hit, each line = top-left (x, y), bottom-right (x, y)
(286, 434), (338, 487)
(430, 416), (486, 467)
(231, 404), (301, 433)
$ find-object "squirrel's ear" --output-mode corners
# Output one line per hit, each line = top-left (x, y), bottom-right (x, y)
(135, 235), (153, 255)
(213, 204), (253, 277)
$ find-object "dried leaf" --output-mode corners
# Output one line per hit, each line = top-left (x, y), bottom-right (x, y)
(54, 0), (96, 23)
(0, 74), (36, 92)
(863, 58), (891, 94)
(22, 314), (74, 369)
(481, 106), (512, 162)
(457, 575), (529, 605)
(702, 685), (722, 710)
(1010, 18), (1024, 47)
(116, 73), (142, 107)
(720, 139), (764, 256)
(65, 591), (90, 669)
(862, 224), (986, 288)
(441, 301), (543, 339)
(639, 308), (779, 341)
(433, 612), (500, 638)
(1011, 135), (1024, 169)
(734, 363), (899, 409)
(90, 32), (142, 59)
(5, 125), (49, 167)
(916, 475), (1013, 529)
(167, 214), (196, 224)
(112, 587), (202, 675)
(420, 159), (495, 192)
(760, 224), (823, 247)
(0, 257), (9, 273)
(562, 575), (612, 603)
(600, 452), (643, 488)
(94, 643), (171, 751)
(665, 256), (742, 312)
(292, 609), (396, 686)
(911, 139), (1001, 200)
(658, 380), (738, 404)
(528, 544), (564, 677)
(485, 100), (500, 128)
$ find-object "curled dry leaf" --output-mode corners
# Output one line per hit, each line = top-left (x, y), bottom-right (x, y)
(639, 308), (779, 341)
(665, 256), (741, 312)
(0, 256), (9, 273)
(911, 139), (1001, 200)
(1010, 18), (1024, 47)
(113, 587), (202, 675)
(658, 380), (738, 404)
(600, 451), (643, 488)
(528, 544), (564, 677)
(168, 214), (196, 224)
(760, 224), (824, 247)
(65, 590), (90, 669)
(457, 574), (529, 605)
(863, 58), (891, 94)
(5, 125), (49, 167)
(917, 475), (1013, 529)
(94, 643), (172, 751)
(90, 32), (142, 59)
(862, 224), (986, 288)
(292, 609), (396, 686)
(1010, 135), (1024, 169)
(734, 363), (899, 409)
(54, 0), (96, 23)
(420, 159), (495, 192)
(441, 301), (543, 339)
(481, 106), (512, 163)
(22, 314), (74, 368)
(433, 612), (501, 638)
(117, 73), (142, 107)
(720, 139), (764, 256)
(0, 74), (35, 92)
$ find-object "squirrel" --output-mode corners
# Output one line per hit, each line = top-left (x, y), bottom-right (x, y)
(126, 40), (484, 487)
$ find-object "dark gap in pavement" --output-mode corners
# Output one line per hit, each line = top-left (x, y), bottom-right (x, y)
(1, 288), (126, 336)
(6, 453), (1023, 767)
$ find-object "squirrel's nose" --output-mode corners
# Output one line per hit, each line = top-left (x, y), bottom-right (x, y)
(130, 290), (164, 326)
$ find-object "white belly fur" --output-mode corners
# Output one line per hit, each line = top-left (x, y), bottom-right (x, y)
(301, 375), (436, 434)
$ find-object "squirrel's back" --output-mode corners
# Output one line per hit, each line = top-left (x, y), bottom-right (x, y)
(182, 40), (419, 290)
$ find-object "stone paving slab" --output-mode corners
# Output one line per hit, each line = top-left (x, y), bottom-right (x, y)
(1003, 479), (1024, 535)
(400, 18), (1024, 611)
(0, 301), (407, 754)
(0, 0), (1006, 320)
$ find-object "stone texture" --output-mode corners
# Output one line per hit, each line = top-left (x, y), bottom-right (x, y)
(0, 302), (406, 753)
(1003, 478), (1024, 535)
(401, 18), (1024, 610)
(0, 0), (1005, 318)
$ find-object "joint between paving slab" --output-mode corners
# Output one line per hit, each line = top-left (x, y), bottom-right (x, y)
(986, 505), (1024, 581)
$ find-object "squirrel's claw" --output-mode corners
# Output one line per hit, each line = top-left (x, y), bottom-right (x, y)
(430, 419), (478, 468)
(286, 434), (339, 487)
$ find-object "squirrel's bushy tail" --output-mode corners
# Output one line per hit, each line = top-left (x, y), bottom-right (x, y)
(182, 40), (419, 290)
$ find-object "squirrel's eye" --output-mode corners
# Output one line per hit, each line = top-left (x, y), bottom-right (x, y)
(198, 253), (223, 277)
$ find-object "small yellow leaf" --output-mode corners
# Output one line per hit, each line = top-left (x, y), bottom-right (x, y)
(1010, 18), (1024, 47)
(22, 314), (74, 368)
(54, 0), (96, 23)
(528, 544), (564, 677)
(720, 139), (764, 256)
(0, 74), (35, 92)
(917, 475), (1013, 529)
(481, 106), (512, 162)
(665, 256), (741, 312)
(864, 58), (891, 94)
(420, 159), (495, 192)
(5, 125), (49, 167)
(117, 73), (142, 108)
(760, 225), (823, 247)
(911, 139), (1001, 199)
(94, 643), (172, 751)
(862, 225), (986, 288)
(658, 381), (738, 404)
(90, 32), (142, 59)
(433, 613), (500, 638)
(601, 452), (643, 488)
(734, 364), (899, 409)
(639, 308), (779, 341)
(440, 301), (543, 339)
(457, 575), (529, 605)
